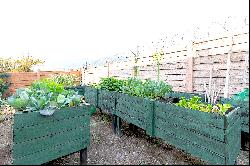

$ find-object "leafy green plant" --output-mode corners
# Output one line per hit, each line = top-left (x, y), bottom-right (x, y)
(121, 77), (172, 100)
(90, 77), (172, 100)
(7, 79), (83, 112)
(176, 96), (232, 115)
(98, 77), (125, 92)
(121, 77), (145, 97)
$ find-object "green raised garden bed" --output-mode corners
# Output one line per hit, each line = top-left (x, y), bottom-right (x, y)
(98, 89), (118, 114)
(154, 101), (241, 165)
(84, 86), (98, 107)
(115, 93), (154, 136)
(165, 91), (205, 102)
(220, 98), (249, 133)
(65, 85), (86, 95)
(12, 105), (91, 165)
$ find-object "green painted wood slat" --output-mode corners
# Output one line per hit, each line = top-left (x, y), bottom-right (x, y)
(154, 117), (226, 155)
(84, 86), (98, 107)
(13, 105), (91, 165)
(154, 108), (225, 142)
(14, 115), (89, 143)
(98, 89), (117, 114)
(14, 106), (89, 128)
(13, 139), (89, 165)
(154, 101), (224, 128)
(13, 127), (89, 158)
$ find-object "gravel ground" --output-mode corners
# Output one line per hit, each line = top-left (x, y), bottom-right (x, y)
(0, 112), (249, 165)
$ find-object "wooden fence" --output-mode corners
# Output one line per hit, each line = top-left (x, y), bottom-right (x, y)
(6, 70), (81, 95)
(82, 32), (249, 97)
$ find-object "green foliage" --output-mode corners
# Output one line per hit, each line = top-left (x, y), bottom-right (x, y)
(0, 73), (10, 97)
(121, 77), (145, 98)
(122, 78), (172, 100)
(98, 77), (125, 92)
(0, 56), (44, 72)
(176, 96), (232, 115)
(92, 77), (173, 100)
(7, 79), (83, 112)
(49, 73), (80, 87)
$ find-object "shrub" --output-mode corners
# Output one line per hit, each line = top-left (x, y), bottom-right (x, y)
(49, 73), (80, 87)
(0, 73), (10, 98)
(0, 56), (44, 72)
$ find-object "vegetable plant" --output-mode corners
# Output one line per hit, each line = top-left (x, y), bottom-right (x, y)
(98, 77), (125, 92)
(176, 96), (233, 115)
(7, 79), (83, 112)
(90, 77), (173, 100)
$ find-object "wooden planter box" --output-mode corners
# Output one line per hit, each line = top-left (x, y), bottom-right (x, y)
(98, 89), (118, 114)
(115, 93), (154, 136)
(165, 92), (205, 102)
(12, 105), (91, 165)
(84, 86), (98, 107)
(153, 101), (241, 165)
(220, 98), (249, 133)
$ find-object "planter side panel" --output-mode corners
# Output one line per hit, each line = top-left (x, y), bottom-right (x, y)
(165, 92), (205, 101)
(224, 108), (242, 165)
(116, 93), (154, 135)
(221, 98), (249, 133)
(154, 101), (241, 165)
(98, 89), (117, 114)
(65, 85), (85, 95)
(13, 106), (90, 165)
(84, 86), (98, 107)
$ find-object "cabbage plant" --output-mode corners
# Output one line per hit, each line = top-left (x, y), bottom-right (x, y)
(7, 80), (83, 112)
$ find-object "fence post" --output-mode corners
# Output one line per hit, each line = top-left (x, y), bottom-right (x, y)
(186, 41), (194, 92)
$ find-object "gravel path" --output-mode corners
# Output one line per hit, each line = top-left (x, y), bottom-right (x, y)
(0, 112), (249, 165)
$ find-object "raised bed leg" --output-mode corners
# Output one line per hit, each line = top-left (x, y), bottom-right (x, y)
(128, 123), (138, 132)
(80, 148), (87, 165)
(116, 116), (122, 137)
(241, 132), (249, 151)
(99, 108), (104, 121)
(111, 114), (117, 134)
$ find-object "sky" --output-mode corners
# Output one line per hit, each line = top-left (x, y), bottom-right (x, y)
(0, 0), (249, 70)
